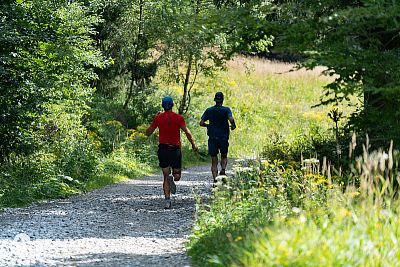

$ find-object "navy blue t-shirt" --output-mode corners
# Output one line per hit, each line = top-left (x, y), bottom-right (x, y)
(201, 105), (232, 139)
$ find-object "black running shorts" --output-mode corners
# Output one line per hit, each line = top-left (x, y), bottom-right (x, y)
(208, 137), (229, 157)
(157, 144), (182, 169)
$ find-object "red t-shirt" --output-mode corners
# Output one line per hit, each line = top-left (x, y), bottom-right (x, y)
(150, 111), (186, 146)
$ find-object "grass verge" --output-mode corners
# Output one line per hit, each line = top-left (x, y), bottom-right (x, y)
(188, 143), (400, 266)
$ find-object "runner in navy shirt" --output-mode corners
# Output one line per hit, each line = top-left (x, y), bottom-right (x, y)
(200, 92), (236, 181)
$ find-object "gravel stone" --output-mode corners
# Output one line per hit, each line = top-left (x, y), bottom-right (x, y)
(0, 165), (215, 266)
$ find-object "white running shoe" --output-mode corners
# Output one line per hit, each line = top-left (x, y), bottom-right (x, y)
(164, 199), (172, 209)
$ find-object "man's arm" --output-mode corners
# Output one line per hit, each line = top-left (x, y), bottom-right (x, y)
(145, 126), (156, 136)
(146, 112), (161, 136)
(200, 110), (208, 127)
(229, 117), (236, 130)
(199, 119), (208, 127)
(181, 125), (198, 151)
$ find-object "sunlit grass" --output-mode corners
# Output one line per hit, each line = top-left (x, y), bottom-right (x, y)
(232, 203), (400, 267)
(183, 56), (353, 158)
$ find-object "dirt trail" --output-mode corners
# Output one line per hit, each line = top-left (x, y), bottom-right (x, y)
(0, 165), (213, 266)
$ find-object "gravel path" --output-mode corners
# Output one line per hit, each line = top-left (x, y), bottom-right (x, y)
(0, 165), (214, 266)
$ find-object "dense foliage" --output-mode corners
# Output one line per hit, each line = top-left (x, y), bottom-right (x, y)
(0, 0), (103, 161)
(0, 0), (107, 205)
(271, 0), (400, 148)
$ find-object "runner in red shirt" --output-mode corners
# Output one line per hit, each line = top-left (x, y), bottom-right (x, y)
(146, 96), (198, 209)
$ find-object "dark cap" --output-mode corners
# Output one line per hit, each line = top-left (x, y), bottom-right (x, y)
(214, 92), (224, 102)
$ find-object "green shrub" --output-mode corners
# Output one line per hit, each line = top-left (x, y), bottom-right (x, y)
(57, 139), (99, 182)
(0, 152), (82, 207)
(188, 159), (329, 266)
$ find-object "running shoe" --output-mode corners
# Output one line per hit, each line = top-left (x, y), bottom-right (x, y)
(164, 199), (172, 209)
(169, 175), (177, 194)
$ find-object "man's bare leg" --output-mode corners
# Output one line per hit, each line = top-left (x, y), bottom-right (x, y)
(172, 168), (181, 181)
(211, 156), (218, 182)
(169, 168), (180, 194)
(162, 167), (171, 199)
(220, 154), (228, 175)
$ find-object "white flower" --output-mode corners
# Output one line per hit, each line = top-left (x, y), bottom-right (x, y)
(292, 207), (301, 213)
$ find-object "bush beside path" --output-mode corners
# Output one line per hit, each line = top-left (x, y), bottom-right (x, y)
(0, 165), (213, 266)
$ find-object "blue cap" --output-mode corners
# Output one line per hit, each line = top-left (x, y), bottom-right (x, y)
(162, 96), (173, 110)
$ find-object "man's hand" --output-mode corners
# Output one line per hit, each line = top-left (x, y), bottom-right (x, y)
(229, 117), (236, 130)
(192, 143), (199, 152)
(181, 125), (198, 152)
(199, 119), (208, 128)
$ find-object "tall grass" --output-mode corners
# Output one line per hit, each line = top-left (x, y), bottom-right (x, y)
(188, 138), (400, 266)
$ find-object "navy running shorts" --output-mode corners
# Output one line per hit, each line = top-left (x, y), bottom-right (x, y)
(158, 144), (182, 169)
(208, 137), (229, 157)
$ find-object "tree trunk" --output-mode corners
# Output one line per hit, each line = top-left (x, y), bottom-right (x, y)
(178, 55), (192, 114)
(123, 0), (144, 110)
(123, 74), (135, 110)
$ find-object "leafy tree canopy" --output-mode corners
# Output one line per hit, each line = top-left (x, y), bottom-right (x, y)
(266, 0), (400, 145)
(0, 0), (104, 161)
